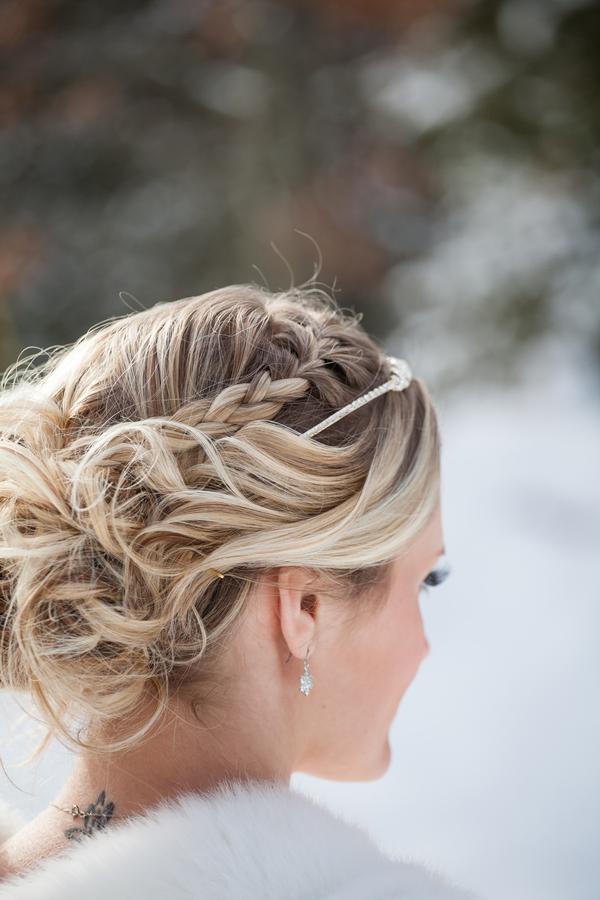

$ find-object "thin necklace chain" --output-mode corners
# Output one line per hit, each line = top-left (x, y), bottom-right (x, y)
(50, 802), (121, 819)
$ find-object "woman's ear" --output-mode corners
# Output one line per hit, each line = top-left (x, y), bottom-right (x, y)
(276, 566), (319, 662)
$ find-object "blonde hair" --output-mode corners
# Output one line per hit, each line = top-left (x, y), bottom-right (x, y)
(0, 283), (440, 762)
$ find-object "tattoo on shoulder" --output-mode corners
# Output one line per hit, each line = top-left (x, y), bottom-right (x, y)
(63, 789), (116, 842)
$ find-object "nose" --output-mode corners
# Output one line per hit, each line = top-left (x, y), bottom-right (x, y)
(423, 636), (430, 657)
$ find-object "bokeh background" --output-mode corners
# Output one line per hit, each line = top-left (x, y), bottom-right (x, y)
(1, 2), (599, 899)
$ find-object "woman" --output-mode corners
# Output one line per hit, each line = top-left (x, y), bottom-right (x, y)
(0, 284), (482, 898)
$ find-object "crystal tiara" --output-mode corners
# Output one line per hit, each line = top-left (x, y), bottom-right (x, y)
(207, 354), (412, 579)
(301, 355), (412, 438)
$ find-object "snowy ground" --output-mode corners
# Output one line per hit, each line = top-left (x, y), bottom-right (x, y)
(1, 336), (599, 900)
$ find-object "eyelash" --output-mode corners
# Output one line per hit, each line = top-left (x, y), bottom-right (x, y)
(420, 564), (451, 593)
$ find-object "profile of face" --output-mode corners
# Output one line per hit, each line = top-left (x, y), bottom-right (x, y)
(269, 497), (445, 783)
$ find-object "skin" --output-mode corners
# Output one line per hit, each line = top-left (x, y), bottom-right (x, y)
(0, 498), (444, 880)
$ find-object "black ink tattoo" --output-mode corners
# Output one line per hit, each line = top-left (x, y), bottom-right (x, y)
(63, 789), (116, 842)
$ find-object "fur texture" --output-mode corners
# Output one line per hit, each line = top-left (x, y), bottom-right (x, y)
(0, 778), (483, 899)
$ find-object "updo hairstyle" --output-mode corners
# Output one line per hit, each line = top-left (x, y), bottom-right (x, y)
(0, 284), (440, 760)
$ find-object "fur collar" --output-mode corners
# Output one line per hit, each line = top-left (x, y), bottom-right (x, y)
(0, 778), (482, 899)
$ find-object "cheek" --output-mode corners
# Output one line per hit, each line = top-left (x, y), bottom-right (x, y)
(332, 594), (428, 717)
(376, 593), (428, 690)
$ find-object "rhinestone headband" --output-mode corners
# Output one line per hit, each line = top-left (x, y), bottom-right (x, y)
(301, 355), (412, 439)
(207, 354), (412, 581)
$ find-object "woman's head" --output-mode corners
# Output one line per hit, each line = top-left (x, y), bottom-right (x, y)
(0, 283), (441, 780)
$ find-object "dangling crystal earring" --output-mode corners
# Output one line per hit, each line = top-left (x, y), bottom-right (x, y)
(299, 645), (313, 696)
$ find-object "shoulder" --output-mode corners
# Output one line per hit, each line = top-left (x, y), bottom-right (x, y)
(0, 778), (483, 899)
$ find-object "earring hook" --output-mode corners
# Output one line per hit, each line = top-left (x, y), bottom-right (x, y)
(284, 643), (310, 664)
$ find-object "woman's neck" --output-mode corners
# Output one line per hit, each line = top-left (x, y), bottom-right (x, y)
(52, 697), (293, 827)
